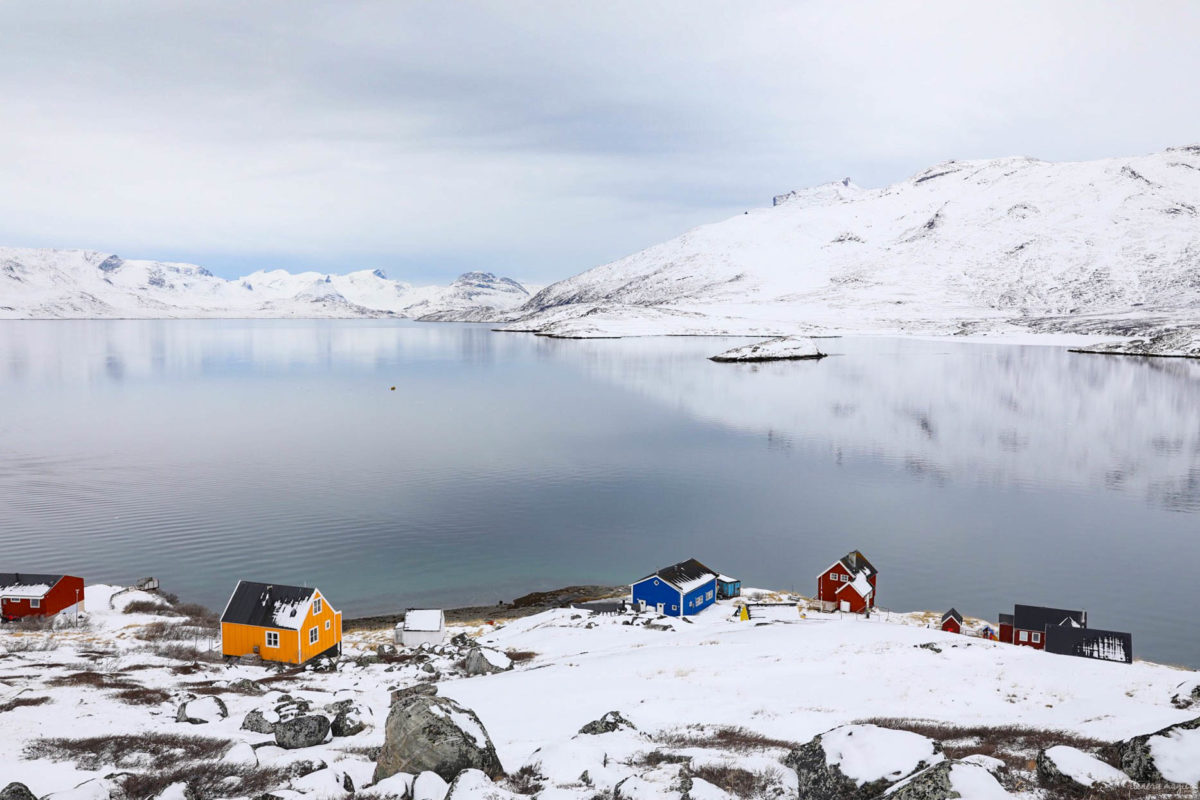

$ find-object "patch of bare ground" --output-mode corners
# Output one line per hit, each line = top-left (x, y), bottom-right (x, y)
(113, 687), (173, 706)
(24, 733), (231, 770)
(45, 670), (142, 691)
(655, 725), (800, 752)
(692, 763), (784, 799)
(0, 695), (51, 712)
(505, 649), (538, 664)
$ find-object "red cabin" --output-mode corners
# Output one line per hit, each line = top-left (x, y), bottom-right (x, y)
(0, 574), (85, 622)
(941, 608), (963, 634)
(997, 604), (1086, 650)
(816, 550), (877, 613)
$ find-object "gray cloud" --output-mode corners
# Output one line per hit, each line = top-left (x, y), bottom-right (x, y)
(0, 1), (1197, 282)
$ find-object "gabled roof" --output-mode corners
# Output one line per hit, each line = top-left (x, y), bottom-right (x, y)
(1013, 604), (1086, 632)
(220, 581), (317, 631)
(817, 550), (877, 580)
(0, 573), (65, 599)
(835, 570), (874, 600)
(403, 609), (444, 632)
(998, 613), (1014, 626)
(635, 558), (717, 594)
(942, 608), (963, 625)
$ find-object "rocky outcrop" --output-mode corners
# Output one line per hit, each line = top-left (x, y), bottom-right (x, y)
(274, 714), (332, 750)
(1115, 716), (1200, 784)
(463, 647), (512, 676)
(373, 693), (504, 783)
(1037, 745), (1130, 792)
(0, 784), (36, 800)
(782, 725), (943, 800)
(578, 711), (637, 735)
(884, 761), (956, 800)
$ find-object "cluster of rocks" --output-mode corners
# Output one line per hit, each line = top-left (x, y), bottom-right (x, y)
(234, 692), (371, 749)
(360, 637), (514, 682)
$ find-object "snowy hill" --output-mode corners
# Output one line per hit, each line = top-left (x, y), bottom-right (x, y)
(501, 146), (1200, 341)
(0, 247), (533, 320)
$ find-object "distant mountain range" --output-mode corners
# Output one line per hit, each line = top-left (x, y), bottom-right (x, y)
(499, 145), (1200, 344)
(0, 247), (534, 320)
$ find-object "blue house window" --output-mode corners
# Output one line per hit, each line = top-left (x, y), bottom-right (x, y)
(671, 605), (677, 611)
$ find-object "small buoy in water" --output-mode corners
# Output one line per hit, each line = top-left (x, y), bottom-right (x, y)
(390, 386), (396, 391)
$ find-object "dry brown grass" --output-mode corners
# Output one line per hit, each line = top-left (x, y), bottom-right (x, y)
(655, 725), (800, 752)
(504, 649), (538, 663)
(0, 695), (51, 712)
(45, 670), (141, 691)
(24, 733), (232, 770)
(113, 687), (173, 706)
(691, 763), (783, 799)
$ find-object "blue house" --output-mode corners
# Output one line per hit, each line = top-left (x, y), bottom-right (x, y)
(716, 574), (741, 599)
(631, 559), (719, 617)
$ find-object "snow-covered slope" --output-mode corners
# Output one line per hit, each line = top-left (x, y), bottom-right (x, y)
(501, 146), (1200, 341)
(0, 248), (532, 320)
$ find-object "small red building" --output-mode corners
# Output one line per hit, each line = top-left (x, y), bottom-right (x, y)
(997, 604), (1086, 650)
(816, 550), (877, 613)
(0, 574), (85, 622)
(941, 608), (963, 634)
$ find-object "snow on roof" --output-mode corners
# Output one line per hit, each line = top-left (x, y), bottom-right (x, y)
(220, 581), (315, 631)
(0, 573), (63, 598)
(716, 574), (738, 583)
(635, 558), (717, 594)
(836, 570), (874, 600)
(403, 609), (444, 632)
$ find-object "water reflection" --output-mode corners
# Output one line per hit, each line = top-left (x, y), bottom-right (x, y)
(1, 321), (1198, 665)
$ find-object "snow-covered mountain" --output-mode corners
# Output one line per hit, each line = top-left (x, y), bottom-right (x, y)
(501, 146), (1200, 340)
(0, 247), (533, 320)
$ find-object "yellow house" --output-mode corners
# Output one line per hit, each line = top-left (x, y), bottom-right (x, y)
(219, 580), (342, 664)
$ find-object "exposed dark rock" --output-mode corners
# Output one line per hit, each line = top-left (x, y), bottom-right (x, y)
(274, 714), (331, 750)
(1116, 716), (1200, 783)
(228, 678), (265, 695)
(284, 759), (327, 780)
(783, 729), (937, 800)
(331, 706), (368, 737)
(241, 709), (276, 734)
(373, 694), (503, 783)
(1036, 748), (1087, 792)
(578, 711), (637, 735)
(390, 683), (438, 705)
(0, 783), (36, 800)
(884, 761), (956, 800)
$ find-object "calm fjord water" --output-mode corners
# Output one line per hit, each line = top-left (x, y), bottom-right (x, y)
(1, 320), (1198, 664)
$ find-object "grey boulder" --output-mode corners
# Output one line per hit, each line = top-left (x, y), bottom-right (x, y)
(578, 711), (637, 735)
(175, 695), (228, 724)
(1115, 716), (1200, 784)
(373, 693), (504, 784)
(241, 709), (276, 734)
(0, 784), (36, 800)
(274, 714), (332, 750)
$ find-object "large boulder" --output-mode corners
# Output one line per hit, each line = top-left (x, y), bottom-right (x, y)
(1115, 716), (1200, 785)
(463, 648), (512, 676)
(373, 693), (504, 784)
(0, 784), (36, 800)
(1037, 745), (1131, 792)
(274, 714), (332, 750)
(783, 724), (943, 800)
(578, 711), (636, 735)
(242, 709), (278, 734)
(331, 705), (369, 737)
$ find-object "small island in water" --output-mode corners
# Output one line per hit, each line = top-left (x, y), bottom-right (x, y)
(709, 335), (827, 363)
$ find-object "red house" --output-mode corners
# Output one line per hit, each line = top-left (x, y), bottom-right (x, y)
(816, 550), (877, 613)
(940, 608), (963, 634)
(998, 604), (1086, 649)
(0, 574), (85, 622)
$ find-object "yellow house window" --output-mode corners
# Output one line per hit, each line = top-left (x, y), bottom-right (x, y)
(309, 627), (319, 645)
(325, 620), (331, 631)
(265, 631), (279, 648)
(313, 597), (322, 615)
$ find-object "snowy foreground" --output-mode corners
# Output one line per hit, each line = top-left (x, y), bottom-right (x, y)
(499, 145), (1200, 355)
(0, 247), (534, 321)
(3, 586), (1200, 800)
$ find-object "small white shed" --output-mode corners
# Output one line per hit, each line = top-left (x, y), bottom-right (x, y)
(396, 608), (446, 647)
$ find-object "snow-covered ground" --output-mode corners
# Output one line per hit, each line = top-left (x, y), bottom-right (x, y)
(2, 585), (1198, 799)
(499, 145), (1200, 354)
(0, 248), (534, 321)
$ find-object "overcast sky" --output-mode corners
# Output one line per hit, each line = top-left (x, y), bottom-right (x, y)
(1, 2), (1197, 283)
